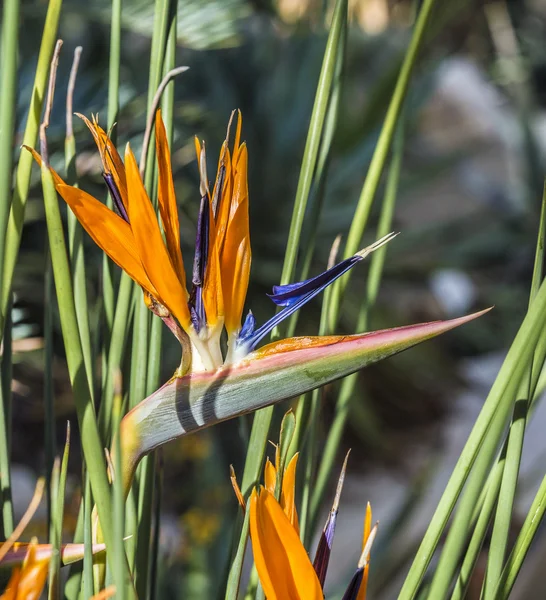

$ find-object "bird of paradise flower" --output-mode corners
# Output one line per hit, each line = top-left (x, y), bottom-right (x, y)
(231, 420), (375, 600)
(28, 109), (488, 494)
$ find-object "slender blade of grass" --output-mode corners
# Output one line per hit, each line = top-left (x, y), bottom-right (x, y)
(101, 0), (124, 337)
(427, 183), (546, 600)
(48, 423), (70, 600)
(482, 183), (546, 598)
(1, 0), (62, 335)
(327, 0), (438, 332)
(238, 0), (348, 509)
(40, 160), (119, 575)
(0, 0), (20, 299)
(134, 2), (174, 596)
(398, 276), (546, 599)
(0, 297), (13, 536)
(492, 473), (546, 599)
(309, 118), (405, 536)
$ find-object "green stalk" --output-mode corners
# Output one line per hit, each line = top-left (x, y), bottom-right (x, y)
(449, 452), (505, 600)
(238, 0), (348, 508)
(44, 255), (55, 529)
(98, 274), (133, 441)
(66, 47), (94, 396)
(1, 0), (62, 335)
(0, 297), (13, 536)
(482, 184), (546, 597)
(285, 13), (346, 341)
(398, 279), (546, 599)
(327, 0), (438, 332)
(133, 2), (173, 595)
(40, 96), (118, 580)
(82, 476), (94, 599)
(48, 424), (70, 600)
(427, 183), (546, 600)
(0, 0), (20, 298)
(309, 119), (405, 535)
(492, 473), (546, 599)
(101, 0), (123, 335)
(113, 375), (128, 600)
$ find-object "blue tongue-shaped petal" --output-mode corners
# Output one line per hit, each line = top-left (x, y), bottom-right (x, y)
(238, 233), (398, 351)
(313, 451), (350, 587)
(341, 524), (378, 600)
(269, 256), (360, 307)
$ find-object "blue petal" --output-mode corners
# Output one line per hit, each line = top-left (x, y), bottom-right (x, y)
(341, 568), (364, 600)
(268, 255), (361, 307)
(240, 311), (256, 338)
(237, 233), (397, 351)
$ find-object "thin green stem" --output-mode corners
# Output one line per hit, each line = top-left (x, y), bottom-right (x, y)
(398, 277), (546, 599)
(238, 0), (348, 515)
(1, 0), (62, 335)
(0, 0), (20, 300)
(0, 297), (13, 536)
(492, 473), (546, 599)
(482, 183), (546, 598)
(309, 119), (405, 535)
(327, 0), (437, 332)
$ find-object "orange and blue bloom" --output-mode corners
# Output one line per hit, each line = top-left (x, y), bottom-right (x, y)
(233, 446), (376, 600)
(28, 110), (395, 374)
(29, 109), (487, 495)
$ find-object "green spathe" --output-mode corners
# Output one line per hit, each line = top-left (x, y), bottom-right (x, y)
(119, 309), (490, 494)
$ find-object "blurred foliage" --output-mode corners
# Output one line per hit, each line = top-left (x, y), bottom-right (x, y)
(8, 0), (546, 595)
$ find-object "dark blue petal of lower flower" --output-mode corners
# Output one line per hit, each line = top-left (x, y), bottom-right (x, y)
(341, 568), (364, 600)
(268, 255), (361, 307)
(313, 511), (337, 588)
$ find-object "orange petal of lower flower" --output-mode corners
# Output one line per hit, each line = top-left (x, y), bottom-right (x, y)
(155, 110), (186, 287)
(249, 488), (323, 600)
(124, 145), (192, 331)
(357, 503), (373, 600)
(281, 454), (299, 532)
(56, 185), (157, 297)
(264, 458), (276, 495)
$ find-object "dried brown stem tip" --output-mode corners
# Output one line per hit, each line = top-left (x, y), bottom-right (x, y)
(140, 66), (189, 177)
(40, 39), (63, 166)
(66, 46), (83, 138)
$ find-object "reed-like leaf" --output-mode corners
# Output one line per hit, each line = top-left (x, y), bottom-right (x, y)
(0, 0), (20, 291)
(238, 0), (349, 514)
(1, 0), (62, 333)
(309, 119), (405, 536)
(398, 277), (546, 599)
(327, 0), (439, 331)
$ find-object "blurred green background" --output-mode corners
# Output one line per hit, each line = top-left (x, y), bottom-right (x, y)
(8, 0), (546, 597)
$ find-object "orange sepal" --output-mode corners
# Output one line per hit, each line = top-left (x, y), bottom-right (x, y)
(124, 145), (192, 331)
(202, 204), (224, 328)
(154, 110), (186, 287)
(55, 185), (157, 298)
(281, 453), (299, 533)
(77, 113), (128, 207)
(220, 145), (250, 334)
(264, 458), (276, 495)
(357, 502), (373, 600)
(249, 488), (323, 600)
